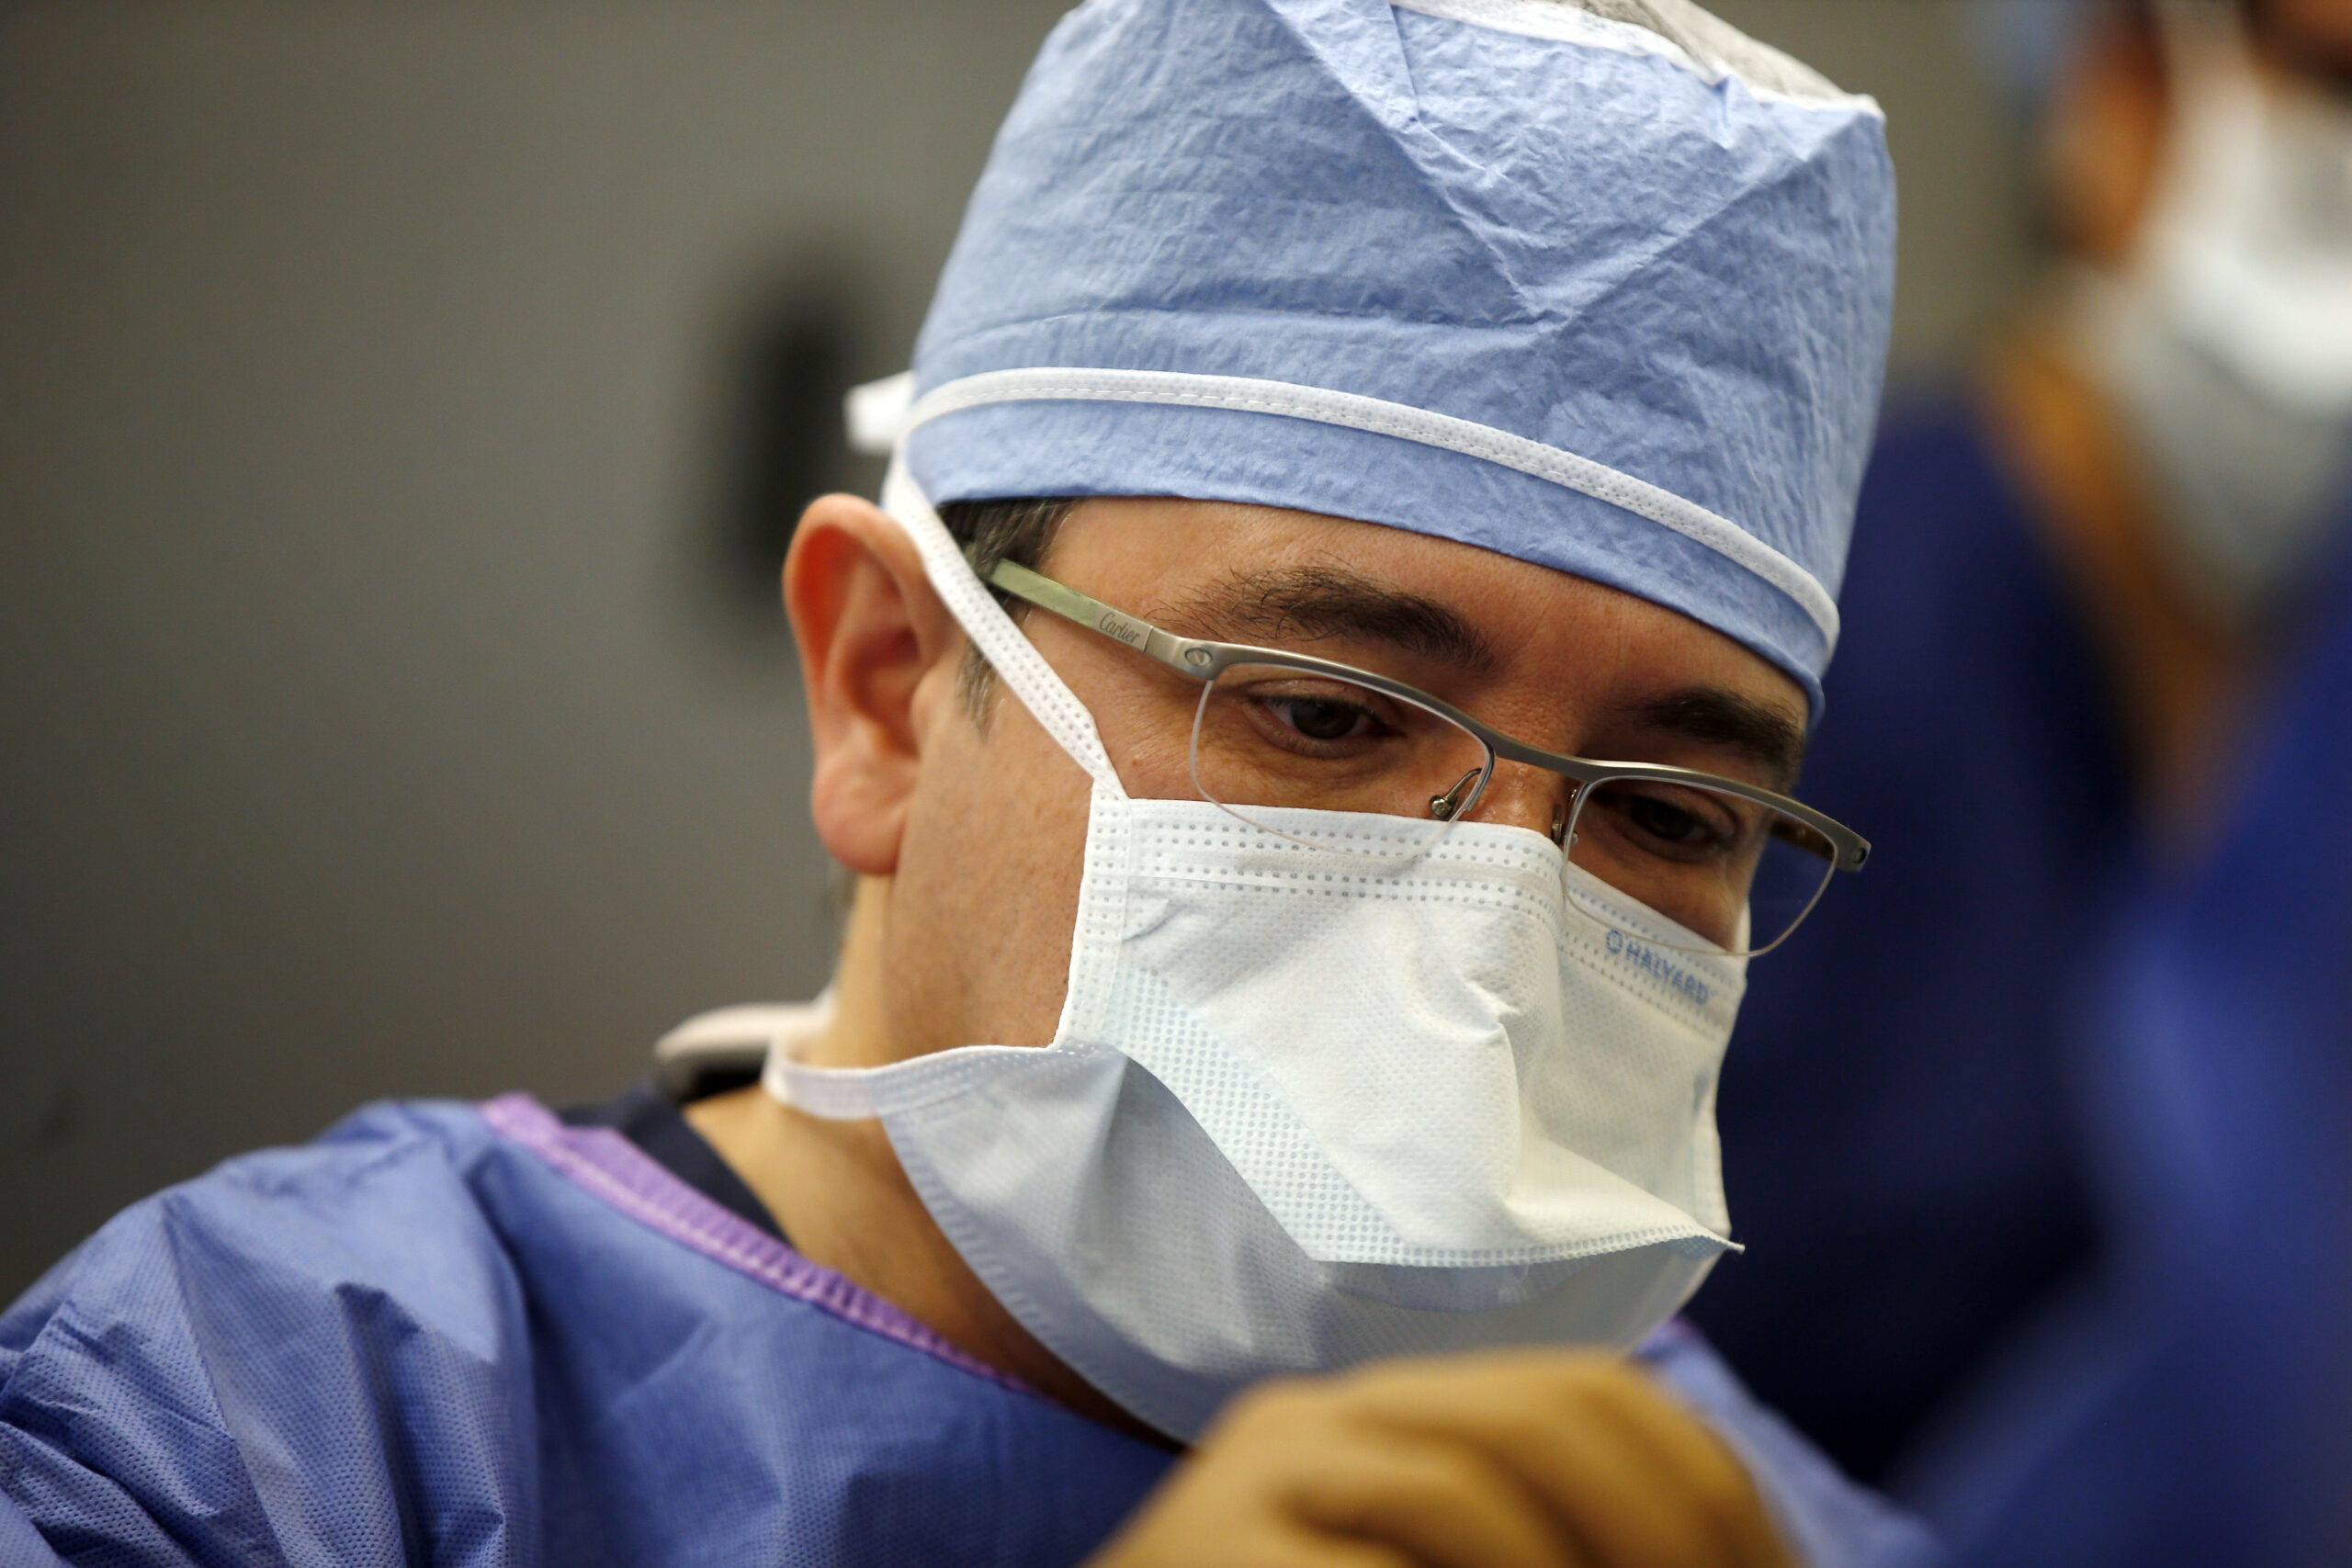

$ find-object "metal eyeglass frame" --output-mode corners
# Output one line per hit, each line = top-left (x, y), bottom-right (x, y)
(980, 554), (1871, 943)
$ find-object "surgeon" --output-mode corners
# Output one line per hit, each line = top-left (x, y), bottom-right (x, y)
(1689, 0), (2352, 1483)
(0, 3), (1926, 1564)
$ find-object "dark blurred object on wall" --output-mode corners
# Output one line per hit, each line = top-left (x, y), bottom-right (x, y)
(711, 270), (874, 625)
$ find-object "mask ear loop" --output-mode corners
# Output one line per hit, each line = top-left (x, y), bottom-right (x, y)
(878, 457), (1126, 797)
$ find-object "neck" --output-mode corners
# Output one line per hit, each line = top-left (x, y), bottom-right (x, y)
(684, 877), (1170, 1447)
(1978, 308), (2254, 847)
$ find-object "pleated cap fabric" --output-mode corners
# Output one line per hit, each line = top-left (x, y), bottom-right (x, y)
(893, 0), (1897, 715)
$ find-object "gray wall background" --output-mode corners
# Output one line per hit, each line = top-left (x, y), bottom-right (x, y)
(1, 1), (2035, 1299)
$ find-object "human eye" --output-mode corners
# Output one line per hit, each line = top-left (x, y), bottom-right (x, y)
(1585, 781), (1754, 865)
(1237, 679), (1401, 755)
(1194, 663), (1488, 818)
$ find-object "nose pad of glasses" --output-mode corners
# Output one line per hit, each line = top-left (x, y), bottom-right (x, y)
(1428, 767), (1485, 823)
(1547, 781), (1585, 847)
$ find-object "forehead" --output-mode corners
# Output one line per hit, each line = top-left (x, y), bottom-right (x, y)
(1040, 496), (1809, 732)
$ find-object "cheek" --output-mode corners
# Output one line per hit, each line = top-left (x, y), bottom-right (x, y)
(886, 685), (1097, 1052)
(1023, 617), (1202, 801)
(1091, 682), (1201, 801)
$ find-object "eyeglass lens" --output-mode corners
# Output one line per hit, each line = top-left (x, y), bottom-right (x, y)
(1187, 661), (1833, 956)
(1188, 661), (1487, 852)
(1561, 780), (1833, 956)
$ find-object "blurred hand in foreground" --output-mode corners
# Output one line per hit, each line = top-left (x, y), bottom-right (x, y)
(1089, 1349), (1797, 1568)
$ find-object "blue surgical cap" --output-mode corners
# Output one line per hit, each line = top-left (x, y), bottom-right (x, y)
(885, 0), (1896, 716)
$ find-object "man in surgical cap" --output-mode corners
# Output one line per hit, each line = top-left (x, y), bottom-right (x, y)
(0, 3), (1925, 1564)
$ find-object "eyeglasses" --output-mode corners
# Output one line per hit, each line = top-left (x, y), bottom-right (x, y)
(981, 555), (1869, 957)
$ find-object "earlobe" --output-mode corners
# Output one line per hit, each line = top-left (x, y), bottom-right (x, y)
(785, 494), (964, 877)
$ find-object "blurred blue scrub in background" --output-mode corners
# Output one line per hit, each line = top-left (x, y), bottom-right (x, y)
(1921, 555), (2352, 1565)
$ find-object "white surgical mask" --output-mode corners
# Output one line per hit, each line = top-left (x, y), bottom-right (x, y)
(764, 465), (1742, 1441)
(2076, 8), (2352, 625)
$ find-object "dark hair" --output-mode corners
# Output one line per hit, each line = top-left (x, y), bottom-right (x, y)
(936, 496), (1076, 725)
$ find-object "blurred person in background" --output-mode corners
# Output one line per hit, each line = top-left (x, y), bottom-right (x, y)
(0, 3), (1933, 1565)
(1914, 13), (2352, 1558)
(1917, 544), (2352, 1564)
(1687, 0), (2352, 1494)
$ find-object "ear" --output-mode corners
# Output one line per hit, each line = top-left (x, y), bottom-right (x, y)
(785, 493), (965, 877)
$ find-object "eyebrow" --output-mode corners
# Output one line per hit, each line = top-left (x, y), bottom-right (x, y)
(1617, 687), (1809, 792)
(1165, 564), (1502, 677)
(1150, 562), (1806, 786)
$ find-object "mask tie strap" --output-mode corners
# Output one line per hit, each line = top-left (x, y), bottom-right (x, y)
(762, 1049), (883, 1121)
(879, 456), (1126, 796)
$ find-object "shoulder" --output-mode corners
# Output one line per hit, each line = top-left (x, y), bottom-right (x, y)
(0, 1100), (537, 1566)
(9, 1099), (517, 1353)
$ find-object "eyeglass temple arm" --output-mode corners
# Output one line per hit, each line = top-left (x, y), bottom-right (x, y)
(981, 557), (1211, 679)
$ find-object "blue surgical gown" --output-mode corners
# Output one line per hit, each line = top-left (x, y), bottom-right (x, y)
(0, 1089), (1931, 1565)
